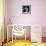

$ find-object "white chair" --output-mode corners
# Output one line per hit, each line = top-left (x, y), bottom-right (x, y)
(12, 25), (25, 43)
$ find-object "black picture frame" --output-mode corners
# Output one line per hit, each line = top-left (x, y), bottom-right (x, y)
(22, 5), (31, 14)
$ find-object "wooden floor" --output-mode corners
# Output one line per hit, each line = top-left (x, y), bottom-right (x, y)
(42, 37), (46, 42)
(3, 40), (31, 46)
(3, 37), (46, 46)
(3, 40), (46, 46)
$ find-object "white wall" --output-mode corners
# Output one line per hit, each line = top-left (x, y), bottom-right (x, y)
(6, 0), (46, 37)
(0, 0), (4, 42)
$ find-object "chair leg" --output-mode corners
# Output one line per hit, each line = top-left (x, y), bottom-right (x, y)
(1, 42), (3, 46)
(12, 31), (13, 43)
(15, 36), (16, 43)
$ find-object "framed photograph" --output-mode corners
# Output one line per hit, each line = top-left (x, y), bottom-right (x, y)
(22, 5), (31, 14)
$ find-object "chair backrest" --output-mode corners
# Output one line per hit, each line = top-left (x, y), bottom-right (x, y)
(12, 25), (25, 36)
